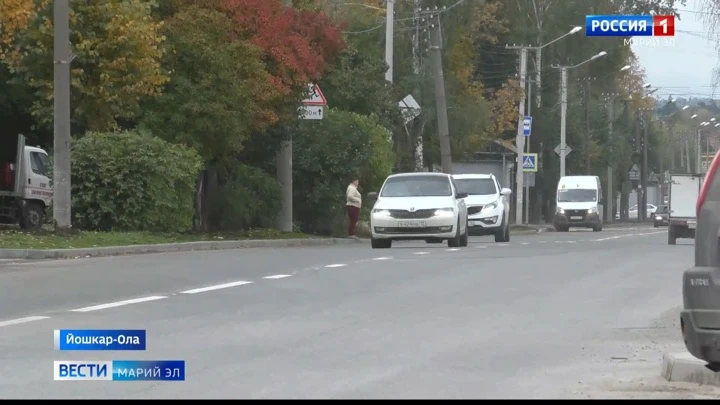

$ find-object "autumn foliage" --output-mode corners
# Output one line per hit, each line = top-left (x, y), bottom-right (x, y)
(219, 0), (345, 95)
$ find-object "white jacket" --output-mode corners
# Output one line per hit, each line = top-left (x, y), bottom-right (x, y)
(346, 184), (361, 208)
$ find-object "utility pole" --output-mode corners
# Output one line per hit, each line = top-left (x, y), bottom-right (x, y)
(428, 9), (452, 173)
(603, 92), (618, 223)
(506, 45), (528, 225)
(276, 0), (294, 232)
(696, 128), (702, 173)
(559, 67), (568, 177)
(535, 48), (542, 108)
(640, 110), (649, 222)
(385, 0), (395, 83)
(525, 79), (532, 224)
(53, 0), (72, 229)
(580, 77), (594, 174)
(411, 0), (423, 171)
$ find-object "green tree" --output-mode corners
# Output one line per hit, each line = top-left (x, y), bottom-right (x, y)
(3, 0), (168, 132)
(140, 6), (279, 164)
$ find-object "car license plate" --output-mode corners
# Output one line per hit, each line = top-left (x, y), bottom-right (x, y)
(398, 220), (426, 227)
(689, 222), (696, 229)
(570, 216), (582, 220)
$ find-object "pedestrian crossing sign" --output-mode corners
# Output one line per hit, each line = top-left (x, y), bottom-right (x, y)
(522, 153), (538, 172)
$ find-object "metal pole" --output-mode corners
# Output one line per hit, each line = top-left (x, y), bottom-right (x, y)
(584, 79), (591, 174)
(385, 0), (394, 83)
(606, 94), (614, 222)
(535, 48), (542, 108)
(513, 47), (528, 225)
(53, 0), (72, 229)
(525, 78), (531, 224)
(429, 12), (452, 173)
(696, 128), (702, 173)
(560, 67), (568, 177)
(641, 112), (648, 221)
(276, 0), (294, 232)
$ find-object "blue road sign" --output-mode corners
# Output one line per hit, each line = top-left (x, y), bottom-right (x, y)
(522, 153), (538, 172)
(522, 116), (532, 136)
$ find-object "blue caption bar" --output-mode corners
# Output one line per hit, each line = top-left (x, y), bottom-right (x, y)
(53, 360), (185, 381)
(54, 329), (146, 351)
(585, 15), (652, 37)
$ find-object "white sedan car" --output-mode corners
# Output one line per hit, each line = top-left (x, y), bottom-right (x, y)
(368, 172), (469, 249)
(452, 174), (512, 242)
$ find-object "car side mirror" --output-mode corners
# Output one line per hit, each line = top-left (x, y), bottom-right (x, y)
(367, 192), (378, 199)
(456, 192), (468, 199)
(500, 188), (512, 196)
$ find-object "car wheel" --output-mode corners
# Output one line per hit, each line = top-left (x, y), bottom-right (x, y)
(448, 219), (462, 248)
(668, 225), (677, 245)
(371, 238), (392, 249)
(459, 220), (469, 247)
(592, 223), (602, 232)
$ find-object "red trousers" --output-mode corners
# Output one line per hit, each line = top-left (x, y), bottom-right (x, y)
(346, 205), (360, 236)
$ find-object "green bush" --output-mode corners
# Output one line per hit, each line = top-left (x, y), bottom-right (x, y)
(71, 130), (202, 232)
(294, 109), (394, 234)
(207, 163), (281, 230)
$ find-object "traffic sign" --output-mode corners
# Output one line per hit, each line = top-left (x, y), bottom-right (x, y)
(522, 116), (532, 136)
(628, 164), (640, 181)
(303, 83), (327, 106)
(522, 153), (538, 172)
(299, 105), (323, 120)
(554, 144), (572, 157)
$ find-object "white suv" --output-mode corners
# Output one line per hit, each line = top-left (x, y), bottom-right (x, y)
(368, 172), (469, 249)
(452, 174), (511, 242)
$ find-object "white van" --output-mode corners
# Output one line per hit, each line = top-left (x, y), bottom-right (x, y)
(553, 175), (604, 232)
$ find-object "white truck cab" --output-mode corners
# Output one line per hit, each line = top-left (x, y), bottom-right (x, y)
(0, 135), (53, 229)
(553, 175), (604, 232)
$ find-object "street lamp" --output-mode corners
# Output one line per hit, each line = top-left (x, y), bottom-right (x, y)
(555, 50), (608, 177)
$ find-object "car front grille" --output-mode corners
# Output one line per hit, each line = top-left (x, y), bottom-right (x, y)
(389, 209), (436, 219)
(377, 226), (450, 234)
(467, 206), (484, 216)
(565, 209), (587, 220)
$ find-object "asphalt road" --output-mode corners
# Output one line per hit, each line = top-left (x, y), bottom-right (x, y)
(0, 226), (699, 398)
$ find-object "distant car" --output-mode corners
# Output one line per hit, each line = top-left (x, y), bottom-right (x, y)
(451, 173), (511, 242)
(653, 204), (669, 227)
(368, 172), (469, 249)
(627, 203), (657, 219)
(682, 151), (720, 366)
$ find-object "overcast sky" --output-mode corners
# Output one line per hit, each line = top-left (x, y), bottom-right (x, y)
(632, 0), (718, 101)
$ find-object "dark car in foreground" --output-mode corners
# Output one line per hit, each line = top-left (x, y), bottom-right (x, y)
(654, 204), (669, 227)
(682, 152), (720, 366)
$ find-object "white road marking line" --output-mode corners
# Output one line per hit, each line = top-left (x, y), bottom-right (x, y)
(446, 248), (461, 252)
(414, 251), (430, 255)
(324, 263), (347, 268)
(0, 316), (51, 328)
(476, 245), (487, 249)
(71, 296), (168, 312)
(554, 240), (564, 243)
(567, 241), (576, 244)
(497, 244), (510, 247)
(180, 281), (253, 294)
(263, 274), (292, 279)
(521, 242), (530, 245)
(372, 256), (393, 261)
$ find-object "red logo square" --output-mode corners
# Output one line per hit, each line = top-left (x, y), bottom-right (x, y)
(653, 15), (675, 36)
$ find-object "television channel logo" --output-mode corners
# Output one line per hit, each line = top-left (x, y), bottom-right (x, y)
(54, 360), (185, 381)
(585, 15), (675, 37)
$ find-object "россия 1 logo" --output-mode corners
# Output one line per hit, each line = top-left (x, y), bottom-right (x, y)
(585, 15), (675, 47)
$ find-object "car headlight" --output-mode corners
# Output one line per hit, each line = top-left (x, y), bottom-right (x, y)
(434, 208), (454, 217)
(372, 209), (390, 216)
(481, 200), (499, 212)
(587, 207), (597, 214)
(556, 207), (565, 214)
(655, 216), (662, 220)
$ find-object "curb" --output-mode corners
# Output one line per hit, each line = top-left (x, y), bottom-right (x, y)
(0, 237), (363, 260)
(661, 351), (720, 386)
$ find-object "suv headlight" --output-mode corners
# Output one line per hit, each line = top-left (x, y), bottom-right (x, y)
(587, 207), (597, 214)
(481, 200), (499, 212)
(372, 209), (390, 216)
(434, 208), (454, 217)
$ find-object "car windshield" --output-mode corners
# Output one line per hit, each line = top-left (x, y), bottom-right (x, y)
(380, 176), (452, 197)
(454, 178), (497, 196)
(558, 188), (597, 202)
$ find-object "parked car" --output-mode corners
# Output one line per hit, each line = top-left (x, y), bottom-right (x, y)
(682, 151), (720, 366)
(627, 203), (657, 219)
(653, 204), (669, 227)
(451, 174), (511, 242)
(367, 172), (469, 249)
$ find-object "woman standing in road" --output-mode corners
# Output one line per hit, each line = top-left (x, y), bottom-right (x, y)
(346, 177), (362, 239)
